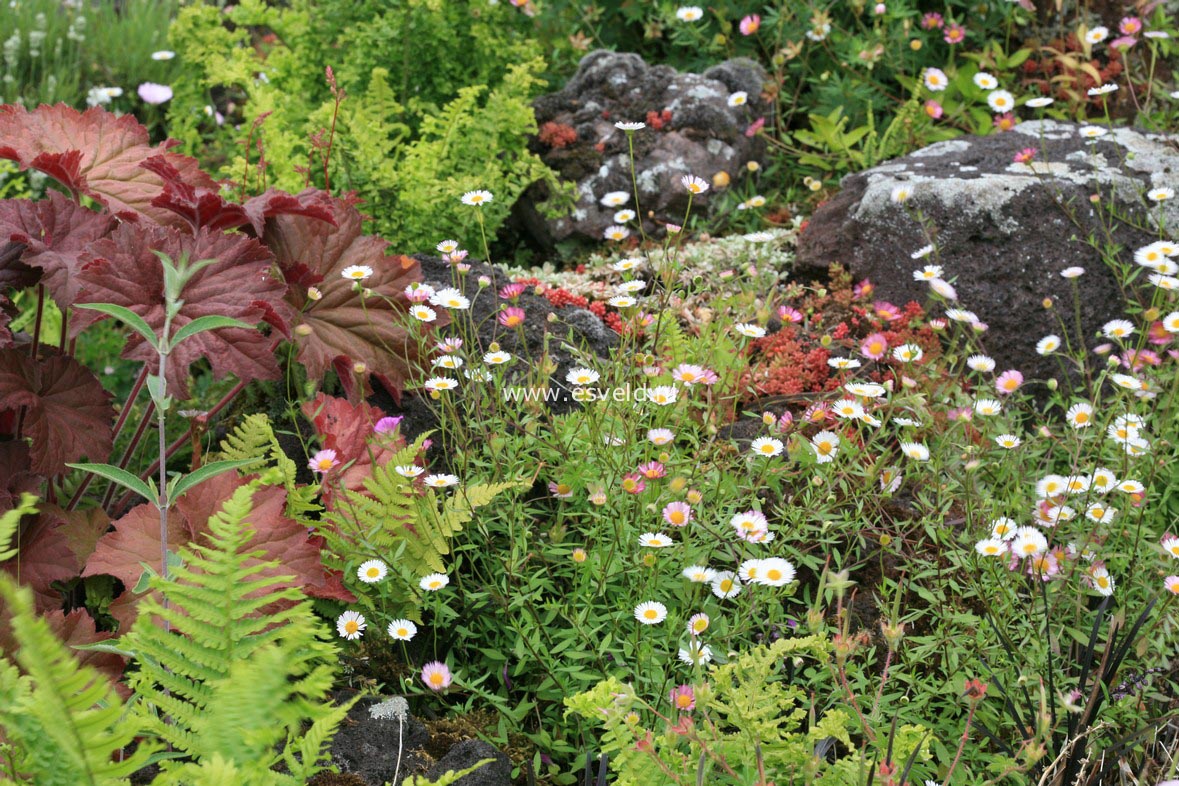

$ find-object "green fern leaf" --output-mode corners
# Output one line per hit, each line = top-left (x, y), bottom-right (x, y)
(0, 578), (155, 786)
(121, 480), (344, 776)
(0, 493), (37, 562)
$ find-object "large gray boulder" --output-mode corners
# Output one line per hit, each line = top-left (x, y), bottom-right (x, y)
(520, 50), (769, 247)
(795, 120), (1178, 382)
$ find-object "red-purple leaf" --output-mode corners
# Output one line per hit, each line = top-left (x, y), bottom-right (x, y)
(241, 188), (336, 237)
(74, 224), (292, 398)
(0, 104), (216, 225)
(0, 193), (116, 308)
(0, 443), (40, 514)
(83, 472), (352, 606)
(0, 235), (39, 291)
(1, 510), (77, 612)
(302, 392), (403, 504)
(0, 350), (114, 476)
(142, 155), (248, 234)
(263, 195), (428, 402)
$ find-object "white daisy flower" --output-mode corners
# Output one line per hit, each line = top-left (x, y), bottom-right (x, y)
(336, 611), (366, 640)
(423, 474), (459, 488)
(357, 559), (388, 583)
(1036, 335), (1061, 355)
(634, 601), (668, 624)
(681, 174), (710, 194)
(967, 354), (996, 372)
(342, 264), (374, 281)
(682, 565), (717, 583)
(973, 72), (998, 89)
(734, 323), (766, 338)
(395, 465), (425, 478)
(994, 434), (1021, 448)
(727, 91), (748, 107)
(419, 573), (450, 591)
(675, 5), (703, 22)
(710, 571), (742, 599)
(566, 367), (600, 385)
(1102, 319), (1134, 338)
(600, 191), (630, 207)
(639, 532), (674, 548)
(811, 431), (839, 463)
(1066, 402), (1094, 428)
(1026, 97), (1055, 108)
(461, 190), (493, 206)
(387, 619), (418, 641)
(987, 90), (1015, 112)
(750, 437), (784, 456)
(900, 442), (930, 461)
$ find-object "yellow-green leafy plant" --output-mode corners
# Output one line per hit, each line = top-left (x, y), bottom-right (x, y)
(317, 432), (522, 614)
(119, 479), (354, 782)
(0, 577), (156, 785)
(566, 635), (929, 784)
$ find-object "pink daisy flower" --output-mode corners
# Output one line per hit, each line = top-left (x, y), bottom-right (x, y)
(1118, 16), (1142, 35)
(308, 449), (339, 474)
(778, 305), (804, 323)
(995, 369), (1023, 395)
(943, 23), (966, 44)
(1014, 148), (1037, 164)
(671, 363), (718, 386)
(499, 283), (528, 300)
(873, 301), (903, 322)
(739, 14), (760, 35)
(924, 100), (944, 119)
(637, 461), (666, 480)
(663, 501), (693, 527)
(993, 112), (1017, 132)
(669, 684), (696, 711)
(498, 307), (526, 327)
(621, 473), (646, 494)
(421, 661), (453, 691)
(920, 12), (944, 29)
(860, 332), (889, 360)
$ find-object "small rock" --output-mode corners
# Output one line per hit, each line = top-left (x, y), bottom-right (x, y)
(422, 739), (512, 786)
(519, 50), (769, 248)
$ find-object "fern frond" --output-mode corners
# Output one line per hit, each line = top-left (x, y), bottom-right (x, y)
(122, 481), (339, 766)
(403, 760), (496, 786)
(0, 577), (155, 786)
(0, 493), (37, 562)
(409, 482), (523, 573)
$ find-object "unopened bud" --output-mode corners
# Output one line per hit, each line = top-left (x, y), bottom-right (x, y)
(307, 287), (322, 301)
(881, 619), (905, 648)
(294, 324), (312, 336)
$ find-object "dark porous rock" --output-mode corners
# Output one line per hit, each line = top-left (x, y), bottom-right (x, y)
(422, 739), (512, 786)
(327, 695), (432, 786)
(795, 120), (1178, 382)
(367, 254), (618, 463)
(520, 50), (770, 247)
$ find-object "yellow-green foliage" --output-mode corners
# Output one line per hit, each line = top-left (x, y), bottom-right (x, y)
(120, 481), (352, 781)
(166, 0), (569, 253)
(0, 578), (155, 786)
(400, 760), (495, 786)
(319, 434), (522, 584)
(211, 414), (319, 523)
(565, 636), (873, 785)
(0, 493), (36, 561)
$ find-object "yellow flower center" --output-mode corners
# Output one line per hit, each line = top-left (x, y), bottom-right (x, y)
(344, 621), (359, 634)
(429, 673), (446, 686)
(366, 568), (380, 578)
(766, 569), (783, 581)
(669, 511), (685, 524)
(643, 609), (658, 620)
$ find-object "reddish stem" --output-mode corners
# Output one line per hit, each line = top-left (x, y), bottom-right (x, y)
(943, 702), (978, 784)
(66, 365), (150, 511)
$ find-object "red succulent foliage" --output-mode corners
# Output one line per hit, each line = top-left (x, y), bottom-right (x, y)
(645, 108), (673, 131)
(538, 121), (578, 150)
(744, 325), (835, 396)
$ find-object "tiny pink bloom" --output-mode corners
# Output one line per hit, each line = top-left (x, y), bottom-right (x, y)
(670, 684), (696, 711)
(1121, 349), (1161, 371)
(861, 332), (889, 360)
(308, 449), (339, 474)
(776, 411), (794, 432)
(873, 301), (903, 322)
(499, 283), (528, 300)
(374, 416), (403, 434)
(993, 112), (1017, 132)
(137, 82), (173, 104)
(671, 363), (717, 386)
(663, 501), (693, 527)
(437, 336), (463, 353)
(1109, 36), (1137, 50)
(778, 305), (803, 323)
(739, 14), (760, 35)
(1118, 16), (1142, 35)
(637, 461), (666, 480)
(421, 661), (453, 691)
(995, 369), (1023, 395)
(1148, 322), (1173, 345)
(444, 250), (469, 264)
(943, 23), (966, 44)
(853, 279), (874, 298)
(923, 100), (944, 119)
(744, 117), (765, 138)
(621, 473), (646, 494)
(499, 307), (526, 327)
(949, 406), (973, 422)
(405, 286), (433, 303)
(920, 12), (944, 29)
(1014, 147), (1037, 164)
(548, 481), (574, 498)
(665, 223), (682, 233)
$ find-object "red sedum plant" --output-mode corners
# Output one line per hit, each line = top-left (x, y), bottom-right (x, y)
(0, 103), (428, 644)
